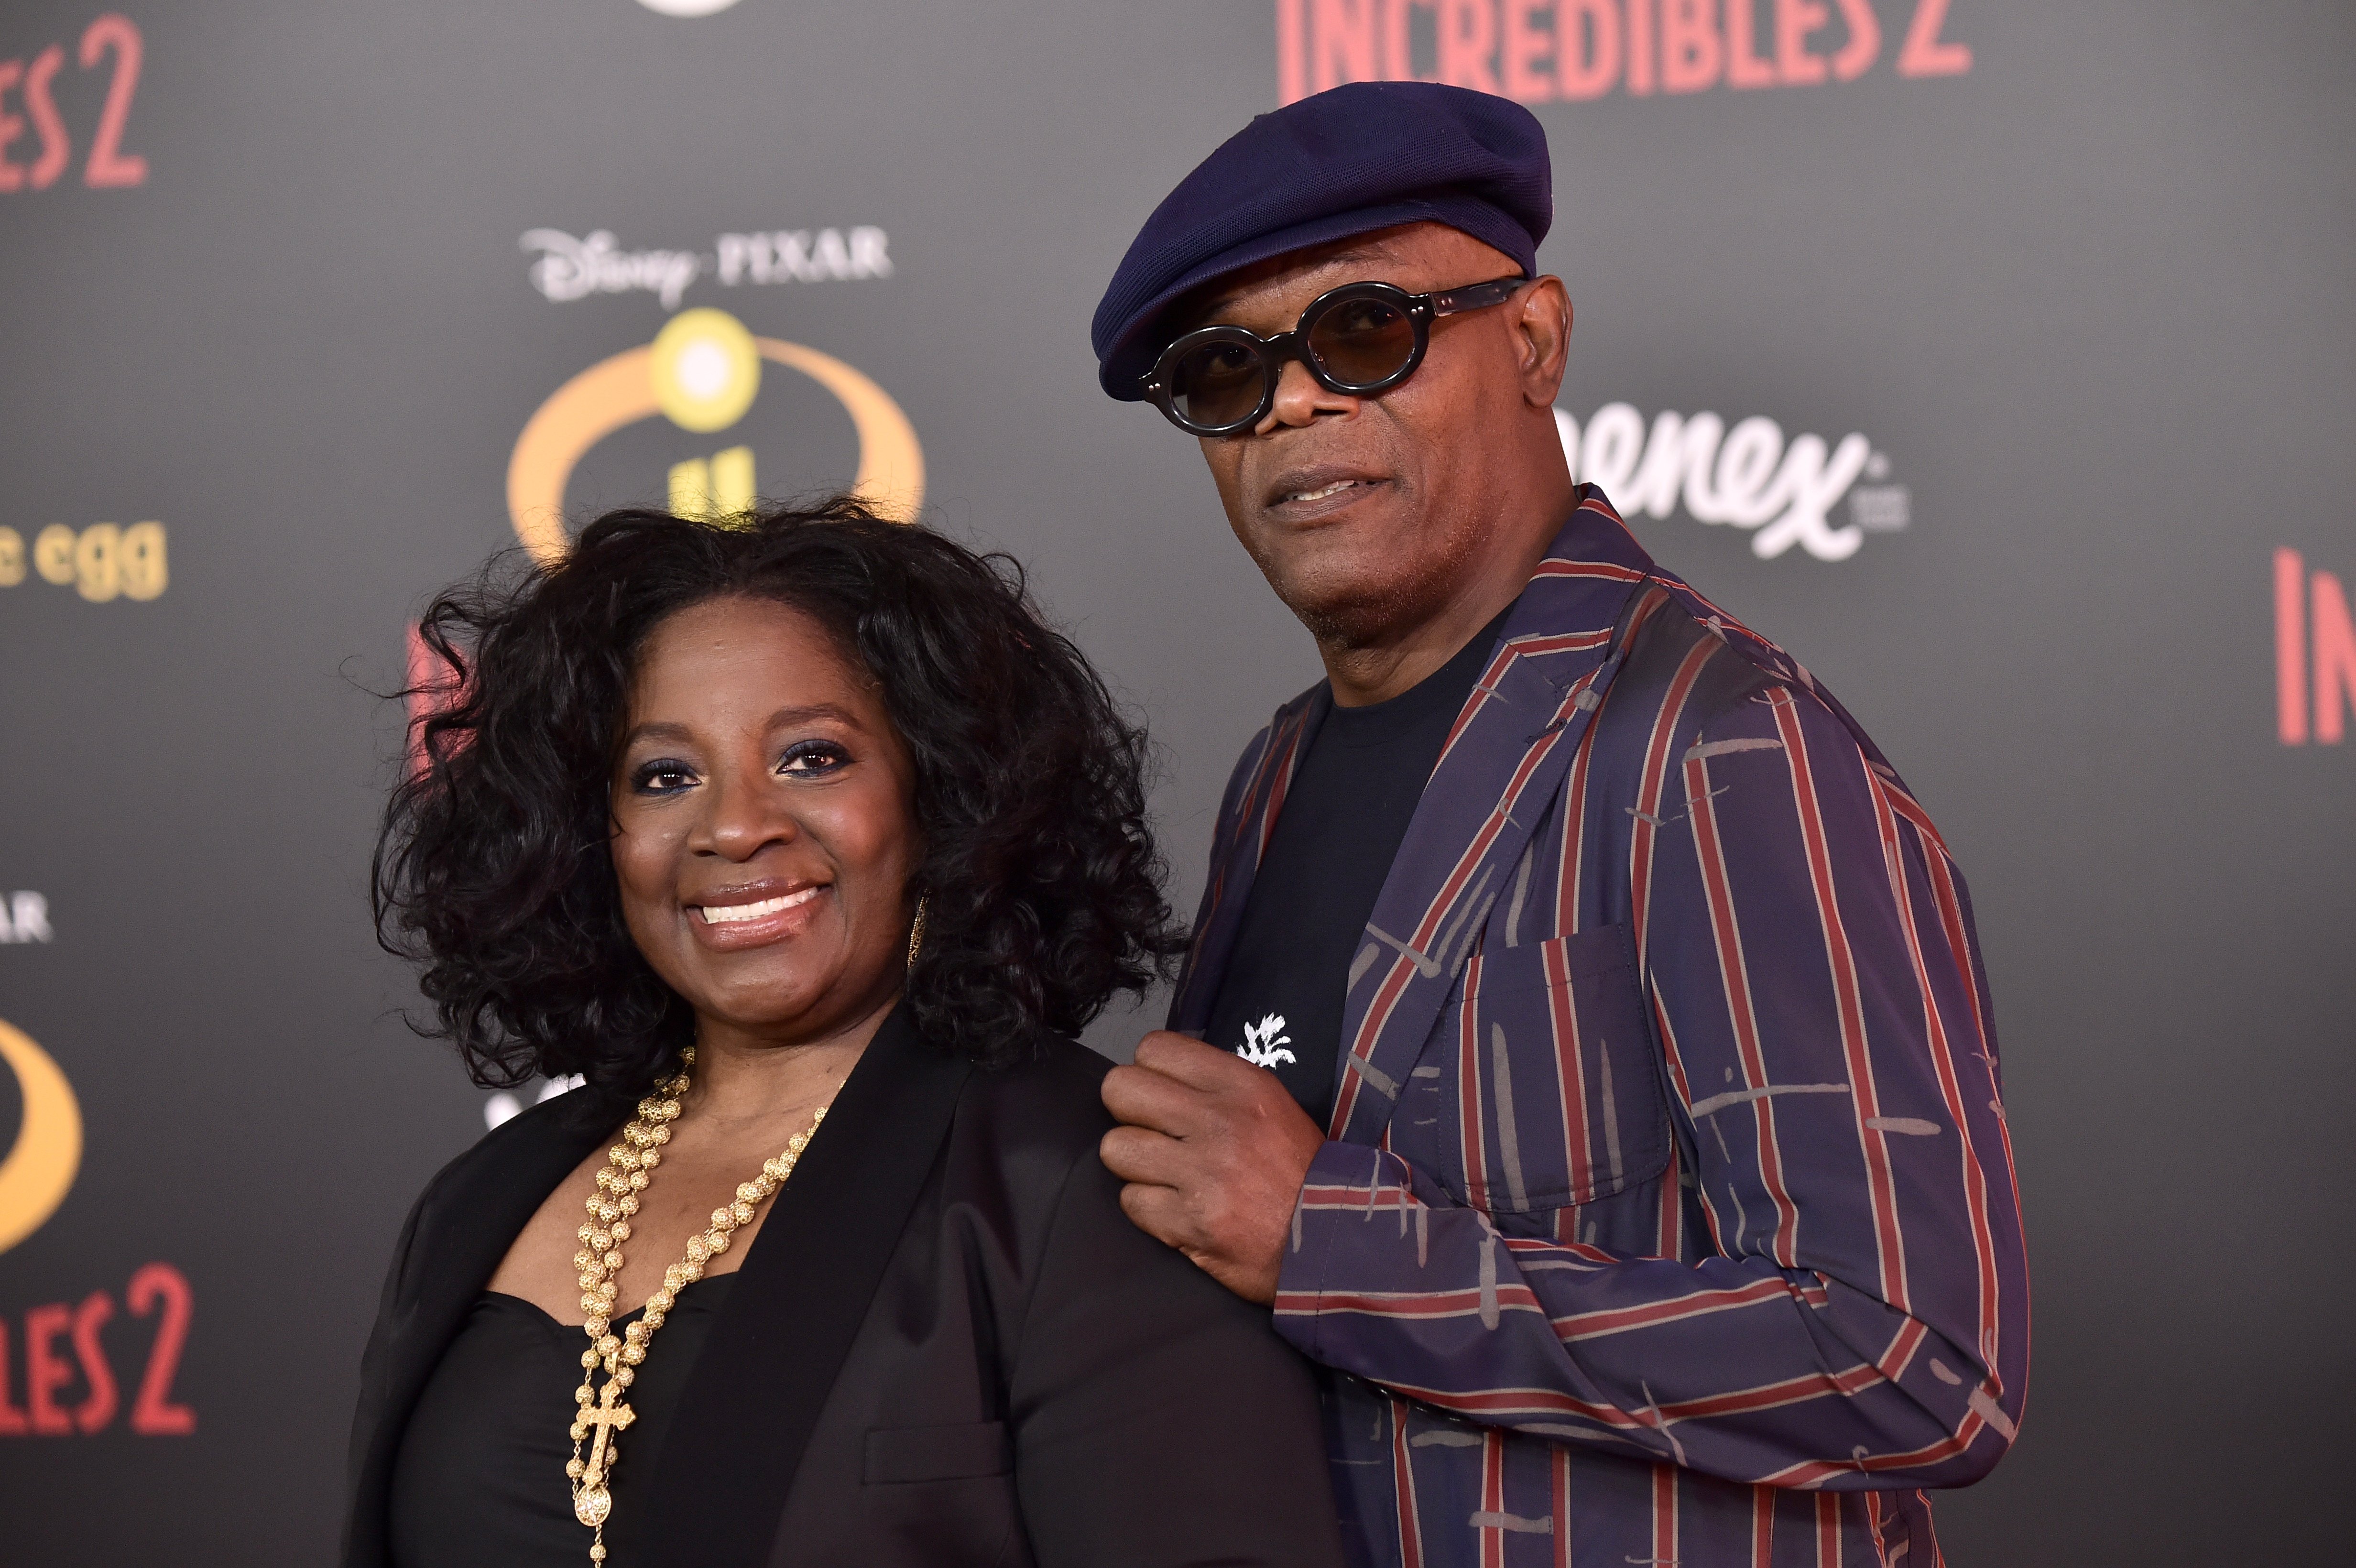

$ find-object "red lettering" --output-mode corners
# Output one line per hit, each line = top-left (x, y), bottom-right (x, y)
(1829, 0), (1878, 78)
(1660, 0), (1722, 92)
(1627, 0), (1656, 94)
(24, 1303), (75, 1435)
(1377, 0), (1409, 79)
(1897, 0), (1971, 76)
(0, 1318), (29, 1434)
(70, 1291), (117, 1433)
(0, 59), (25, 194)
(79, 13), (149, 187)
(22, 45), (67, 189)
(2277, 548), (2308, 745)
(1726, 0), (1773, 87)
(1500, 0), (1556, 100)
(126, 1263), (195, 1435)
(1279, 0), (1309, 104)
(1437, 0), (1501, 91)
(1775, 0), (1829, 84)
(1311, 0), (1380, 89)
(2314, 569), (2356, 746)
(1554, 0), (1621, 97)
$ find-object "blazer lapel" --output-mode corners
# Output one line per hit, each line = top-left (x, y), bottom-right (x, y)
(645, 1002), (972, 1567)
(1328, 494), (1662, 1143)
(347, 1093), (611, 1567)
(1167, 688), (1323, 1035)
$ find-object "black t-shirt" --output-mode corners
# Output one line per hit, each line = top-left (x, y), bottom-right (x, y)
(1202, 614), (1506, 1126)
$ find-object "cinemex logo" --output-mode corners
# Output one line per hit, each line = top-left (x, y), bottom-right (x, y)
(1277, 0), (1972, 105)
(2273, 548), (2356, 746)
(521, 226), (893, 311)
(1555, 401), (1900, 561)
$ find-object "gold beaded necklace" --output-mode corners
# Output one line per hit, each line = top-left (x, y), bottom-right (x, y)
(564, 1045), (826, 1565)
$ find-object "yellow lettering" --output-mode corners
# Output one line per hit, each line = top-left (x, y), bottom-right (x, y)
(120, 522), (167, 600)
(34, 524), (76, 585)
(76, 523), (121, 602)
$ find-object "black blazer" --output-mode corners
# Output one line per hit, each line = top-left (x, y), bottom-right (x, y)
(344, 1009), (1346, 1568)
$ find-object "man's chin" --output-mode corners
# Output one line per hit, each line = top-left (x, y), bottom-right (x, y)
(1265, 563), (1430, 647)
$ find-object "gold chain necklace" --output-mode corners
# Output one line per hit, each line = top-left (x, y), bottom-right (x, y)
(564, 1045), (826, 1565)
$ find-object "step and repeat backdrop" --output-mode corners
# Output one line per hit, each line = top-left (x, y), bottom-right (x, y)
(1, 1), (2348, 1561)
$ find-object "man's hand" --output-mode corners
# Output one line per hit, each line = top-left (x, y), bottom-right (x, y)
(1100, 1031), (1328, 1304)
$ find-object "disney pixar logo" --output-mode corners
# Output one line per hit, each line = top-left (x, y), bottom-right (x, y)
(521, 226), (893, 311)
(1276, 0), (1972, 106)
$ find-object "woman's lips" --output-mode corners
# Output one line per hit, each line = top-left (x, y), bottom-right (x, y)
(687, 885), (828, 948)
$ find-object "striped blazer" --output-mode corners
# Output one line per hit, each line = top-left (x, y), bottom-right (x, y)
(1171, 488), (2028, 1568)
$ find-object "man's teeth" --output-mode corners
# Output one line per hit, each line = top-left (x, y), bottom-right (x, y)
(1285, 479), (1363, 503)
(697, 888), (820, 924)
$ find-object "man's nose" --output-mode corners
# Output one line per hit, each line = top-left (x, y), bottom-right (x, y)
(1255, 358), (1360, 435)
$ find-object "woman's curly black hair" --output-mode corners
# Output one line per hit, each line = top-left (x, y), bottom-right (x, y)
(374, 498), (1185, 1101)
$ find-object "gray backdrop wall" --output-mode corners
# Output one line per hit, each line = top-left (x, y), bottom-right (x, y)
(2, 1), (2349, 1561)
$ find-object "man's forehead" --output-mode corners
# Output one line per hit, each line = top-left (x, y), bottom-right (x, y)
(1193, 236), (1416, 321)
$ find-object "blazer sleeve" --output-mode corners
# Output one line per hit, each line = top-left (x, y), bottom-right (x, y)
(1006, 1134), (1347, 1568)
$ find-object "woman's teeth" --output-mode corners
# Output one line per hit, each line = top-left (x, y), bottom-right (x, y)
(1285, 479), (1362, 503)
(697, 887), (820, 924)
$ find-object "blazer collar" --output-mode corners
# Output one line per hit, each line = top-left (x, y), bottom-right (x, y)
(646, 1001), (972, 1567)
(1167, 687), (1323, 1038)
(1304, 493), (1665, 1141)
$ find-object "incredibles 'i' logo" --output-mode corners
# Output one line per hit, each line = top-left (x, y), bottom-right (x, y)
(0, 1018), (83, 1256)
(506, 307), (924, 562)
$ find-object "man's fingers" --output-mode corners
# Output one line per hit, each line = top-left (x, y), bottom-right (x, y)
(1099, 1123), (1189, 1188)
(1115, 1179), (1191, 1249)
(1131, 1029), (1262, 1090)
(1101, 1059), (1212, 1136)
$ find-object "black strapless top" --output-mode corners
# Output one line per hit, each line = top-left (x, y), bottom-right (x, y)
(387, 1274), (737, 1568)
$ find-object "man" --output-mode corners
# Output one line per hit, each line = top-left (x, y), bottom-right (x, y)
(1094, 82), (2027, 1568)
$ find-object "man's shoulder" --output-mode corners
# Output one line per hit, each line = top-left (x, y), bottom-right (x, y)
(1592, 565), (1898, 780)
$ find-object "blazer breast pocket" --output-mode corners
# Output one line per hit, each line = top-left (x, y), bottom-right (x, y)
(1434, 923), (1670, 1216)
(862, 1420), (1010, 1485)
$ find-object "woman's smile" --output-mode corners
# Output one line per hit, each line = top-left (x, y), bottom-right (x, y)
(686, 879), (832, 949)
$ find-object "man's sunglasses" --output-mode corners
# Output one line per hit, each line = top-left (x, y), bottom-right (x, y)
(1140, 276), (1527, 437)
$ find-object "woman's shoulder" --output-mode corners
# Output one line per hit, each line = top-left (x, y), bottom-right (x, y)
(958, 1033), (1115, 1122)
(936, 1032), (1124, 1178)
(406, 1088), (613, 1229)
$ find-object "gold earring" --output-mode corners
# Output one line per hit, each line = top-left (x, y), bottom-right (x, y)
(906, 895), (928, 968)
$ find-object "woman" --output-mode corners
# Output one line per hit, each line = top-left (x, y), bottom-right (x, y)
(349, 501), (1344, 1568)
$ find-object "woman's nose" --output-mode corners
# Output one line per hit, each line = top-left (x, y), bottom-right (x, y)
(693, 769), (799, 860)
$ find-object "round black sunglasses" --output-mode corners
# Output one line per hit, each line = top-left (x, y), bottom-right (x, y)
(1140, 275), (1527, 437)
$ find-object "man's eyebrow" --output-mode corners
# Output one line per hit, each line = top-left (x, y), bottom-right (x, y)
(1197, 245), (1397, 319)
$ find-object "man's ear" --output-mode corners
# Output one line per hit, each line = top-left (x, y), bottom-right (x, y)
(1515, 276), (1572, 408)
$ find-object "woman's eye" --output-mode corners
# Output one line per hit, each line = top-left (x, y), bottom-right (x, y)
(777, 741), (850, 777)
(631, 761), (698, 794)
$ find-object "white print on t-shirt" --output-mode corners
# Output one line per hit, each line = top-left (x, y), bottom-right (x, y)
(1236, 1014), (1298, 1069)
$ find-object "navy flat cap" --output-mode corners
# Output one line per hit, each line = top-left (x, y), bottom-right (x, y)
(1091, 81), (1552, 401)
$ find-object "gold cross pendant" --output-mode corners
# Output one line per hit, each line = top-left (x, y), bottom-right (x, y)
(573, 1381), (636, 1527)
